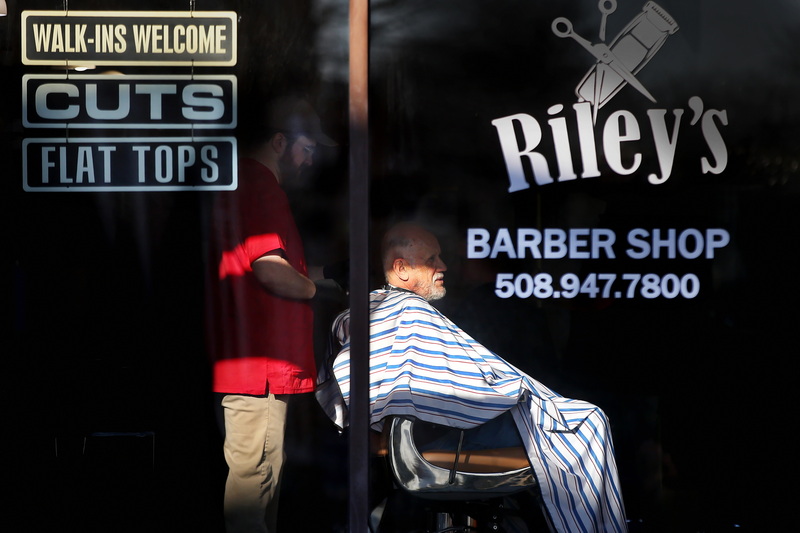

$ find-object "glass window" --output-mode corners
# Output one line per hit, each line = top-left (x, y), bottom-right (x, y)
(4, 1), (798, 531)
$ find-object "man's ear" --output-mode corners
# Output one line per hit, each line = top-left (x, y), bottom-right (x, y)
(393, 258), (410, 282)
(270, 132), (287, 155)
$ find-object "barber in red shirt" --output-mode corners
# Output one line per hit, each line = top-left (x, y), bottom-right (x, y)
(206, 97), (337, 533)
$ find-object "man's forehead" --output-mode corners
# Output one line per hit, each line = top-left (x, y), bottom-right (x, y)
(411, 234), (440, 255)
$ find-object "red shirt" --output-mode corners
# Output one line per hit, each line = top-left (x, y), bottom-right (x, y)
(206, 159), (316, 395)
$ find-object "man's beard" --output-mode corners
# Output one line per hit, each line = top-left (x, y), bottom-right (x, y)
(427, 286), (446, 301)
(425, 282), (446, 301)
(278, 149), (306, 184)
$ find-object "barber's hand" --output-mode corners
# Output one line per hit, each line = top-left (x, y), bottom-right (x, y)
(323, 259), (350, 292)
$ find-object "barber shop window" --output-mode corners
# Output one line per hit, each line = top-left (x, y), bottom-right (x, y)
(7, 0), (349, 530)
(5, 0), (798, 532)
(360, 1), (797, 532)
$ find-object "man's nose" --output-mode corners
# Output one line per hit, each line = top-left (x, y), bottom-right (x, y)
(437, 258), (447, 271)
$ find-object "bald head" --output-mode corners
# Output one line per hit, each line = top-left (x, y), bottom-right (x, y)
(382, 223), (447, 301)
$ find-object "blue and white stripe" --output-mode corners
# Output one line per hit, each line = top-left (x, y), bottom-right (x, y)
(319, 289), (627, 533)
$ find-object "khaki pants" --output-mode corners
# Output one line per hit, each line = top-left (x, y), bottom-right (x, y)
(221, 393), (289, 533)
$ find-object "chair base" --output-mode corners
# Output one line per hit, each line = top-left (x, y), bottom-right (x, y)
(422, 498), (510, 533)
(373, 488), (547, 533)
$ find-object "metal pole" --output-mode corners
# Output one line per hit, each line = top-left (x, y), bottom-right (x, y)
(348, 0), (370, 532)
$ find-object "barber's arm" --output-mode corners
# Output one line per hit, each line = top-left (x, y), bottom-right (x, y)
(252, 254), (316, 300)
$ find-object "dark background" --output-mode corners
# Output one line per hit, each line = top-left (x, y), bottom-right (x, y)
(3, 0), (798, 531)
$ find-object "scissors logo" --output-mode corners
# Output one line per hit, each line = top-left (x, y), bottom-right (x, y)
(553, 1), (679, 122)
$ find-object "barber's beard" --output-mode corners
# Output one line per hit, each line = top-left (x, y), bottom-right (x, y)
(278, 153), (301, 182)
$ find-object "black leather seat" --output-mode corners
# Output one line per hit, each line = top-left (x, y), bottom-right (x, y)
(383, 415), (541, 532)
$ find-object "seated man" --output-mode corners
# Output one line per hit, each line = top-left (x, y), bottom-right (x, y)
(317, 222), (627, 533)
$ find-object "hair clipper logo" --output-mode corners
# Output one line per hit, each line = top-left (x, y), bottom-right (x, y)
(552, 1), (678, 123)
(491, 1), (729, 192)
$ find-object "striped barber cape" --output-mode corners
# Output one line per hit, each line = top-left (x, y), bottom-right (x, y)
(316, 289), (627, 533)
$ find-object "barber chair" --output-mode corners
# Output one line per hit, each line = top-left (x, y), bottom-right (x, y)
(381, 415), (544, 533)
